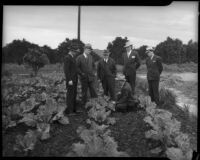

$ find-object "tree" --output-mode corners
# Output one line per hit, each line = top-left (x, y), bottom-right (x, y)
(154, 37), (186, 64)
(57, 38), (85, 62)
(2, 39), (38, 64)
(23, 48), (49, 76)
(186, 40), (198, 63)
(41, 45), (59, 64)
(57, 38), (101, 63)
(107, 37), (128, 65)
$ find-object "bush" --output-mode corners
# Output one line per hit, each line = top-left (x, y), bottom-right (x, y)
(23, 48), (50, 76)
(160, 74), (183, 88)
(135, 77), (148, 94)
(159, 87), (177, 106)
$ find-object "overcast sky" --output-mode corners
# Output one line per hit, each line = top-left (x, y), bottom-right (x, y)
(3, 2), (199, 49)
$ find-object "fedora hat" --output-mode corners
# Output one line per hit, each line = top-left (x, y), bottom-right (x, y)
(69, 45), (80, 53)
(146, 46), (154, 53)
(103, 49), (110, 56)
(124, 41), (132, 48)
(84, 43), (93, 50)
(115, 74), (126, 81)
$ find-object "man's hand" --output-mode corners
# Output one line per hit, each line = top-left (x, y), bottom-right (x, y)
(68, 80), (73, 85)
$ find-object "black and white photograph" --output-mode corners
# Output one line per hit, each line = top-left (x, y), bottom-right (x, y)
(2, 2), (199, 158)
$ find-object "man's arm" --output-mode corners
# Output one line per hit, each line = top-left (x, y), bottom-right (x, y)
(112, 59), (117, 78)
(157, 56), (163, 74)
(76, 56), (84, 76)
(97, 61), (101, 80)
(122, 52), (126, 75)
(92, 56), (96, 71)
(135, 51), (141, 69)
(63, 56), (71, 83)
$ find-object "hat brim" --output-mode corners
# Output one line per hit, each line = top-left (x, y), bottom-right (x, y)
(103, 52), (110, 55)
(124, 44), (132, 48)
(70, 49), (80, 53)
(146, 50), (154, 53)
(84, 47), (93, 50)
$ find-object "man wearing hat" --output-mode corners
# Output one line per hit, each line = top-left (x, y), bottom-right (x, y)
(63, 45), (80, 115)
(123, 41), (141, 95)
(146, 46), (163, 105)
(76, 43), (97, 105)
(97, 49), (117, 101)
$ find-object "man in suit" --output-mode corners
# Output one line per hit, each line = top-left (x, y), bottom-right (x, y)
(97, 50), (117, 101)
(63, 45), (80, 115)
(123, 41), (141, 95)
(76, 43), (98, 105)
(146, 46), (163, 105)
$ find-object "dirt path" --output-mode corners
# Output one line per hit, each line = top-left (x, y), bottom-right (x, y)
(137, 72), (197, 116)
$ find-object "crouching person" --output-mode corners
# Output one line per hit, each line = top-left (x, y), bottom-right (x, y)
(97, 50), (117, 102)
(115, 78), (140, 112)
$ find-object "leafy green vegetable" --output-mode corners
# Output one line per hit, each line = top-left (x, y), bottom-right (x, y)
(37, 123), (50, 140)
(14, 130), (38, 153)
(143, 95), (193, 159)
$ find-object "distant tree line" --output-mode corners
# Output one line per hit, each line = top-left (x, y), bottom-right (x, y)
(107, 36), (198, 64)
(2, 38), (101, 64)
(2, 36), (198, 65)
(2, 39), (59, 64)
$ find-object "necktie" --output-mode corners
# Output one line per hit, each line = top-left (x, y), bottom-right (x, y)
(127, 51), (130, 58)
(85, 55), (89, 65)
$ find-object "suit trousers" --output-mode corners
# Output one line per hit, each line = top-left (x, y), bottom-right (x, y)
(148, 80), (159, 105)
(125, 74), (136, 95)
(101, 77), (116, 101)
(65, 80), (77, 114)
(81, 77), (97, 105)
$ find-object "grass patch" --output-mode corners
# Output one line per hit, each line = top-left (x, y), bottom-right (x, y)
(135, 77), (148, 95)
(3, 62), (197, 75)
(177, 81), (198, 101)
(2, 63), (63, 75)
(137, 62), (197, 74)
(160, 74), (183, 88)
(159, 87), (177, 107)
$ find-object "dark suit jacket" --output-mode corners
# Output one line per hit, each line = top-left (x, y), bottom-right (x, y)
(146, 55), (163, 80)
(123, 50), (141, 76)
(63, 54), (78, 84)
(97, 57), (116, 80)
(76, 53), (96, 82)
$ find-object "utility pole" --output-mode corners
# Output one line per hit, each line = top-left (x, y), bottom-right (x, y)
(78, 6), (81, 41)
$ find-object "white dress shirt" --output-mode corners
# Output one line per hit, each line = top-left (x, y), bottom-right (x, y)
(69, 52), (73, 58)
(83, 52), (88, 58)
(127, 50), (132, 58)
(151, 54), (154, 60)
(104, 58), (108, 63)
